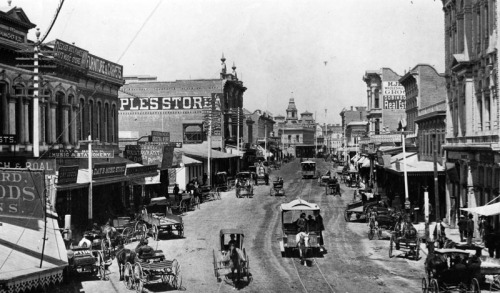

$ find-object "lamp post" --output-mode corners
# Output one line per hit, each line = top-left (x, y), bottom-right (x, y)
(33, 28), (40, 157)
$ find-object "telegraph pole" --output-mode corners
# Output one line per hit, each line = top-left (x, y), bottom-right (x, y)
(236, 107), (240, 172)
(433, 129), (441, 235)
(33, 29), (40, 157)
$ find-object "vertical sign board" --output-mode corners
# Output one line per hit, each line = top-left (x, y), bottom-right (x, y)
(161, 146), (175, 170)
(57, 166), (79, 184)
(383, 81), (406, 110)
(0, 169), (45, 220)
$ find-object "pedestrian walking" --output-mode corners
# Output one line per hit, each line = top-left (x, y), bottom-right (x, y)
(457, 214), (467, 242)
(173, 184), (180, 202)
(203, 173), (208, 186)
(314, 210), (325, 251)
(466, 213), (474, 245)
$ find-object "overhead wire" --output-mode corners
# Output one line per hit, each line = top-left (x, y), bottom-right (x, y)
(40, 0), (65, 43)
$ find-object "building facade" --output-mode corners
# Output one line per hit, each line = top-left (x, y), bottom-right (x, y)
(442, 0), (500, 230)
(363, 68), (406, 135)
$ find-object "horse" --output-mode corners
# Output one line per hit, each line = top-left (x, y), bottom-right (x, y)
(296, 232), (310, 265)
(228, 243), (246, 284)
(115, 237), (137, 281)
(424, 251), (448, 279)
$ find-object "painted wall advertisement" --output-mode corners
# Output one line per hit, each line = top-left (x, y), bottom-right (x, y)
(119, 96), (212, 111)
(382, 81), (406, 110)
(0, 169), (45, 220)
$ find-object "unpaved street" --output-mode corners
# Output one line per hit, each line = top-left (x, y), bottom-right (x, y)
(79, 158), (425, 293)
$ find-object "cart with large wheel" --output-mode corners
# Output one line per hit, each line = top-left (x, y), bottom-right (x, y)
(235, 171), (254, 198)
(124, 251), (182, 292)
(422, 248), (482, 293)
(270, 177), (285, 196)
(139, 199), (184, 241)
(67, 244), (111, 281)
(325, 178), (341, 196)
(389, 222), (421, 260)
(344, 197), (378, 222)
(213, 229), (251, 286)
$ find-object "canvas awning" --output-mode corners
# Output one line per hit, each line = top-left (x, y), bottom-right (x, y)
(461, 202), (500, 216)
(0, 212), (67, 292)
(180, 142), (239, 159)
(280, 199), (320, 211)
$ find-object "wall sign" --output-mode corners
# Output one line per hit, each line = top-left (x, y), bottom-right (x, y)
(125, 165), (158, 176)
(383, 81), (406, 110)
(0, 158), (56, 175)
(151, 131), (170, 142)
(86, 53), (123, 80)
(119, 96), (211, 111)
(53, 39), (88, 68)
(0, 134), (17, 145)
(125, 145), (163, 167)
(0, 26), (24, 43)
(0, 169), (44, 220)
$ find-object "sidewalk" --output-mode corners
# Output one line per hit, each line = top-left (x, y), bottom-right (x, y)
(413, 222), (500, 266)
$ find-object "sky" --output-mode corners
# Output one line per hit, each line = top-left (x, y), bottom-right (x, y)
(13, 0), (444, 124)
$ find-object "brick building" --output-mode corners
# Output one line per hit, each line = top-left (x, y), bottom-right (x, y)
(339, 106), (368, 154)
(118, 56), (246, 148)
(363, 68), (406, 135)
(442, 0), (500, 230)
(242, 108), (275, 146)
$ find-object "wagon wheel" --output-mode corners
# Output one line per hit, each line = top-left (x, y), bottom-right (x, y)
(170, 259), (182, 289)
(414, 238), (421, 260)
(152, 224), (159, 241)
(124, 262), (134, 289)
(177, 224), (184, 238)
(368, 228), (374, 240)
(213, 249), (220, 281)
(134, 263), (144, 293)
(470, 278), (480, 293)
(96, 250), (107, 281)
(121, 227), (133, 244)
(429, 278), (439, 293)
(421, 277), (428, 293)
(344, 209), (350, 222)
(389, 235), (394, 258)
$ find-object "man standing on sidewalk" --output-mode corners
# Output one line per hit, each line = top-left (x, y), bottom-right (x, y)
(466, 214), (474, 245)
(458, 215), (467, 242)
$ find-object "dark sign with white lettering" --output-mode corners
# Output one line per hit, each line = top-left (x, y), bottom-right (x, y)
(86, 53), (123, 80)
(0, 134), (17, 145)
(138, 141), (182, 148)
(0, 26), (24, 43)
(125, 165), (158, 176)
(0, 169), (44, 220)
(92, 163), (126, 179)
(53, 39), (88, 68)
(151, 131), (170, 142)
(58, 166), (79, 184)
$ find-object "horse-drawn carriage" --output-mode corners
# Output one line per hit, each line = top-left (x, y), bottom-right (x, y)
(255, 165), (268, 185)
(423, 248), (481, 293)
(325, 177), (341, 196)
(279, 199), (322, 261)
(67, 231), (113, 280)
(389, 221), (421, 260)
(213, 229), (251, 286)
(343, 194), (378, 222)
(123, 249), (182, 292)
(139, 198), (184, 241)
(319, 172), (331, 187)
(270, 177), (285, 196)
(367, 207), (400, 240)
(301, 161), (316, 179)
(214, 171), (230, 191)
(235, 171), (254, 198)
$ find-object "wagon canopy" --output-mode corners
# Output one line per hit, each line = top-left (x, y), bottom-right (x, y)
(301, 161), (316, 165)
(220, 228), (244, 236)
(280, 199), (319, 212)
(461, 202), (500, 216)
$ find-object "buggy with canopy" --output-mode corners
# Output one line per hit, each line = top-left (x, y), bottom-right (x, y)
(279, 199), (322, 257)
(213, 229), (251, 286)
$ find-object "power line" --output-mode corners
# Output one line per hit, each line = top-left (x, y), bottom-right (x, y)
(116, 0), (162, 63)
(40, 0), (65, 43)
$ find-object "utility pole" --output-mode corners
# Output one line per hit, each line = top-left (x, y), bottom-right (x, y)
(208, 116), (212, 187)
(236, 107), (240, 172)
(433, 129), (441, 236)
(33, 29), (40, 157)
(264, 122), (267, 161)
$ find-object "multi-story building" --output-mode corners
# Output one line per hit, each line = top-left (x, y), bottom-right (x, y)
(339, 106), (368, 156)
(442, 0), (500, 229)
(363, 68), (406, 135)
(242, 108), (275, 146)
(118, 56), (246, 148)
(276, 98), (316, 157)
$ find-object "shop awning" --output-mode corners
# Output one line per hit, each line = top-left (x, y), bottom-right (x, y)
(383, 153), (446, 175)
(0, 212), (67, 292)
(461, 202), (500, 216)
(181, 155), (202, 165)
(180, 142), (239, 159)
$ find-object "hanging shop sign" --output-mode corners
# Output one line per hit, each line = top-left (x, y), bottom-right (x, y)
(138, 141), (183, 148)
(0, 134), (17, 145)
(0, 26), (24, 43)
(46, 149), (114, 158)
(0, 169), (45, 220)
(125, 145), (163, 167)
(92, 163), (126, 179)
(125, 164), (158, 176)
(53, 39), (88, 68)
(57, 166), (79, 184)
(0, 157), (56, 175)
(151, 131), (170, 142)
(382, 81), (406, 110)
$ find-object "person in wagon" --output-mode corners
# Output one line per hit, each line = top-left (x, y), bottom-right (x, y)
(228, 234), (239, 249)
(295, 213), (307, 232)
(135, 238), (154, 258)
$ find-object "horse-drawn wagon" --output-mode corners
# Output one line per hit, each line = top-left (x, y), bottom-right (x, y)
(367, 207), (400, 240)
(123, 250), (182, 292)
(423, 248), (481, 293)
(235, 171), (254, 198)
(389, 221), (421, 260)
(139, 198), (184, 241)
(343, 194), (378, 222)
(301, 161), (316, 179)
(325, 177), (341, 196)
(213, 229), (251, 286)
(67, 233), (112, 281)
(279, 199), (322, 262)
(270, 177), (285, 196)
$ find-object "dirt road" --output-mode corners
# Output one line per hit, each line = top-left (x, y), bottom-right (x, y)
(77, 158), (425, 293)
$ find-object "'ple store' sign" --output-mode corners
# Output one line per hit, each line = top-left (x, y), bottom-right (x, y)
(120, 96), (212, 111)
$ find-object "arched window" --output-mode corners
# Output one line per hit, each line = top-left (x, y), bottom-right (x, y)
(13, 84), (25, 142)
(43, 89), (52, 143)
(97, 101), (102, 140)
(104, 103), (109, 142)
(55, 91), (65, 143)
(79, 98), (85, 140)
(89, 100), (94, 139)
(68, 94), (74, 144)
(374, 89), (380, 108)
